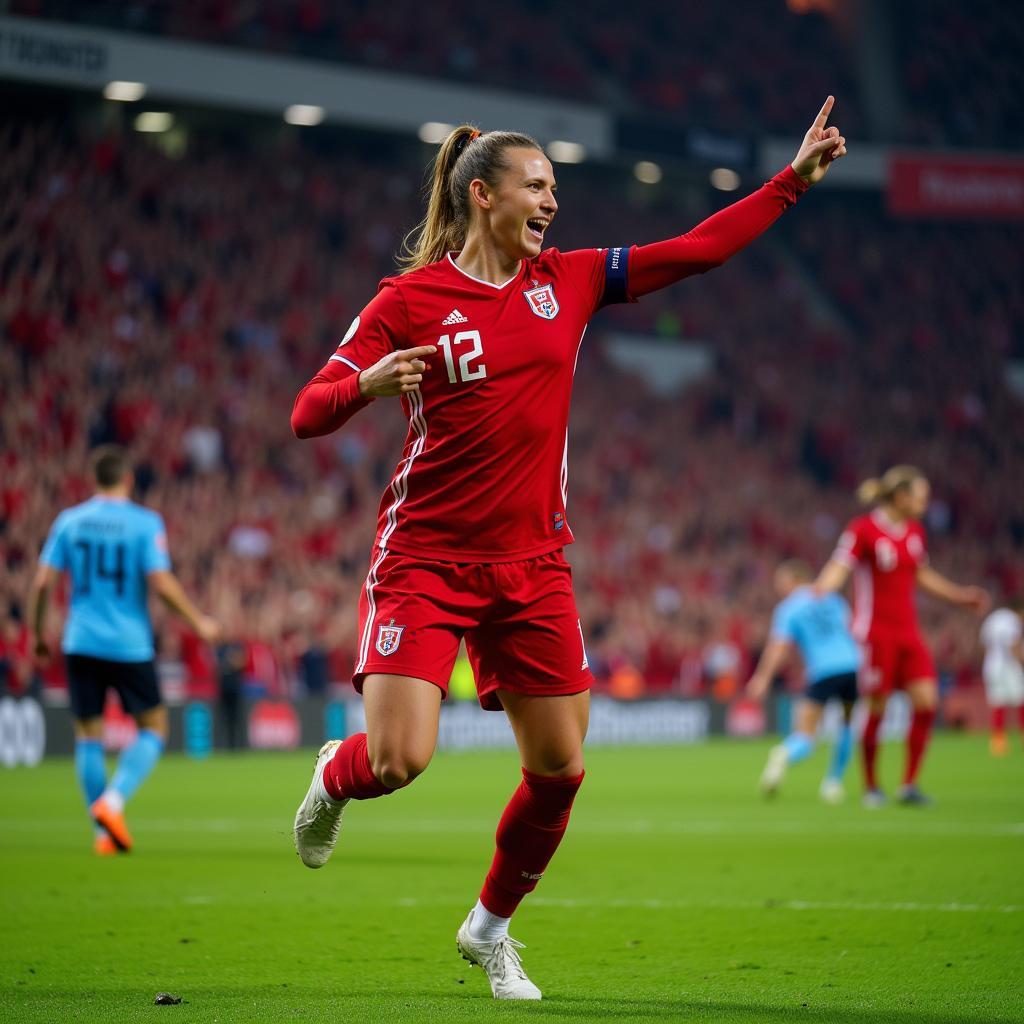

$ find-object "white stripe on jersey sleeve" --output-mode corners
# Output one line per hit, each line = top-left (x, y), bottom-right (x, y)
(329, 354), (362, 372)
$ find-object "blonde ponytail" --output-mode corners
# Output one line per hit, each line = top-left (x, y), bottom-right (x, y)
(856, 477), (884, 505)
(857, 465), (926, 507)
(399, 125), (543, 274)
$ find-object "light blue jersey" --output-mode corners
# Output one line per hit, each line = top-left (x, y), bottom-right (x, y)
(40, 496), (171, 662)
(771, 586), (860, 684)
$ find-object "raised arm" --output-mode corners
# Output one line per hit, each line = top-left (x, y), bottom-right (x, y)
(916, 565), (990, 613)
(628, 96), (846, 298)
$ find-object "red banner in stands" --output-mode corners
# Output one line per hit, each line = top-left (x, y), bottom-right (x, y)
(888, 154), (1024, 220)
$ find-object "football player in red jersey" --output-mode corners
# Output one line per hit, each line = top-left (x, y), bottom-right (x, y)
(815, 466), (989, 808)
(290, 99), (847, 999)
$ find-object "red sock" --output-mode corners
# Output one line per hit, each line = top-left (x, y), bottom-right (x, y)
(322, 733), (393, 801)
(991, 706), (1007, 733)
(862, 712), (883, 790)
(903, 708), (935, 786)
(479, 768), (584, 918)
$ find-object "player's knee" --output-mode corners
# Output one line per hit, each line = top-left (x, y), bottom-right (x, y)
(528, 754), (585, 779)
(912, 687), (938, 711)
(371, 752), (430, 790)
(135, 705), (168, 740)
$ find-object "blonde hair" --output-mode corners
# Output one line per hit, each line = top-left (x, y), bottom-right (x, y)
(399, 125), (543, 273)
(857, 465), (927, 506)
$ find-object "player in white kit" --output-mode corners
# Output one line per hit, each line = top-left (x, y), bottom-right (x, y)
(980, 598), (1024, 756)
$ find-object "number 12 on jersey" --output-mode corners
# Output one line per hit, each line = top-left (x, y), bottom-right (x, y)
(437, 331), (487, 384)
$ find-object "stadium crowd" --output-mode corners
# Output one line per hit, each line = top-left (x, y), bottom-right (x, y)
(10, 0), (860, 139)
(1, 113), (1021, 707)
(14, 1), (1024, 149)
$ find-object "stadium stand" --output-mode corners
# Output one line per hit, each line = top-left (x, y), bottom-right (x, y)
(19, 0), (1023, 149)
(9, 0), (863, 136)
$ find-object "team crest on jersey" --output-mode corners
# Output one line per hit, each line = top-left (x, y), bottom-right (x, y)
(375, 619), (405, 657)
(524, 284), (559, 320)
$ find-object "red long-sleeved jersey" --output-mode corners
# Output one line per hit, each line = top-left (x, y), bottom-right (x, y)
(292, 166), (808, 562)
(832, 511), (930, 641)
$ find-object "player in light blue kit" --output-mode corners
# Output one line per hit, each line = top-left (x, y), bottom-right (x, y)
(27, 446), (219, 854)
(746, 559), (861, 803)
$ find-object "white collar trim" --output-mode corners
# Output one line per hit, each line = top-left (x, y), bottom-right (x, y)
(447, 252), (520, 290)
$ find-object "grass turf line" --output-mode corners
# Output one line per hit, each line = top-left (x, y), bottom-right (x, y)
(1, 734), (1022, 1023)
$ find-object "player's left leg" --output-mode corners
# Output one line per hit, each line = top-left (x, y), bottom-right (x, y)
(820, 698), (856, 804)
(72, 717), (114, 854)
(457, 688), (588, 1001)
(760, 698), (822, 797)
(990, 705), (1008, 757)
(456, 552), (590, 999)
(91, 662), (167, 850)
(895, 635), (939, 804)
(66, 655), (117, 853)
(1010, 667), (1024, 749)
(900, 677), (938, 805)
(983, 665), (1008, 756)
(859, 641), (894, 805)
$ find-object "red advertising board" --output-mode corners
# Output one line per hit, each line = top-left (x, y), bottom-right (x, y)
(888, 154), (1024, 220)
(247, 699), (300, 750)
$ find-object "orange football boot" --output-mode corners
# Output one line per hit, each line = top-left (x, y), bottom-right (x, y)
(90, 796), (133, 852)
(93, 832), (119, 856)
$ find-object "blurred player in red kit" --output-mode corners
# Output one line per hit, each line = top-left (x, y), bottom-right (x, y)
(815, 466), (989, 808)
(290, 100), (847, 998)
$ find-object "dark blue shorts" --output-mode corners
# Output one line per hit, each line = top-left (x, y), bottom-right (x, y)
(65, 653), (161, 720)
(806, 671), (858, 706)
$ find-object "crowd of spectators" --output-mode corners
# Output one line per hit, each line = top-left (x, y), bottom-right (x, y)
(893, 0), (1023, 149)
(1, 112), (1021, 711)
(14, 1), (1024, 149)
(9, 0), (861, 138)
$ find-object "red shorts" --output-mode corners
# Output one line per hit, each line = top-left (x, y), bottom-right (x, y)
(860, 633), (936, 695)
(353, 548), (592, 711)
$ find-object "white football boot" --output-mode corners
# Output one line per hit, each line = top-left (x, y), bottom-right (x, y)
(818, 777), (845, 804)
(758, 744), (788, 798)
(294, 740), (347, 868)
(456, 914), (542, 1000)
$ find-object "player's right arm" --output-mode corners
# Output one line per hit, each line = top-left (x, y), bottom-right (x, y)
(291, 282), (435, 438)
(813, 559), (850, 596)
(814, 521), (863, 595)
(746, 603), (795, 701)
(28, 511), (71, 660)
(745, 638), (792, 702)
(27, 563), (61, 660)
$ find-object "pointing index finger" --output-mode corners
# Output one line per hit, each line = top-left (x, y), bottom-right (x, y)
(813, 95), (835, 130)
(399, 345), (437, 358)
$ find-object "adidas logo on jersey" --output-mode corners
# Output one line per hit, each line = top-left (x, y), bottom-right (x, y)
(442, 309), (469, 325)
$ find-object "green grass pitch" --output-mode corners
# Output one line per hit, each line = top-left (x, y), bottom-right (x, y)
(1, 735), (1022, 1023)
